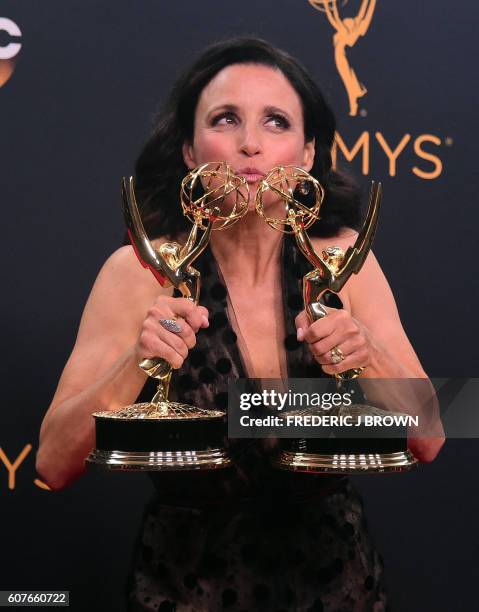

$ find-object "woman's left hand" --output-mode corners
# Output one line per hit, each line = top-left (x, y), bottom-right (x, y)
(295, 307), (372, 376)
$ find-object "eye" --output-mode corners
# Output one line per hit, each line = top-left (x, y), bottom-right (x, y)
(266, 114), (290, 129)
(211, 112), (237, 126)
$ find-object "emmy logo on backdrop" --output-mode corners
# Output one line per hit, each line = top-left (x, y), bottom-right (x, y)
(309, 0), (377, 116)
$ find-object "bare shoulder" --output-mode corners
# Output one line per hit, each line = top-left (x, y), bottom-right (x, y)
(78, 241), (173, 342)
(98, 233), (187, 290)
(100, 243), (153, 284)
(96, 241), (171, 301)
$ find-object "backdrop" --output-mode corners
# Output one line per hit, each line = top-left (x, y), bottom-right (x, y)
(1, 1), (478, 611)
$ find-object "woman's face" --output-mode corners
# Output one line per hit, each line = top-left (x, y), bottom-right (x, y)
(183, 63), (315, 208)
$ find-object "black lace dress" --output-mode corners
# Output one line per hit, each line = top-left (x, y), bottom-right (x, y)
(126, 236), (388, 612)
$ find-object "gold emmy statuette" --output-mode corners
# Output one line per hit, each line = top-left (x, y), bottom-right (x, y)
(87, 162), (249, 471)
(256, 166), (417, 473)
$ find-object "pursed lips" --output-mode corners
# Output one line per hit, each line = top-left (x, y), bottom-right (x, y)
(236, 167), (265, 183)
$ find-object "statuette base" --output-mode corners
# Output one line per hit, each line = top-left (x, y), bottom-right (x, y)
(87, 401), (230, 471)
(274, 449), (417, 474)
(87, 447), (230, 471)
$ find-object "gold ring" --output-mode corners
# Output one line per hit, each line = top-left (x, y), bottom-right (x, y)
(330, 346), (344, 364)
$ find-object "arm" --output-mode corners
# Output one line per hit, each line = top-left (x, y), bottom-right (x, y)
(346, 249), (424, 379)
(347, 251), (445, 461)
(36, 246), (171, 490)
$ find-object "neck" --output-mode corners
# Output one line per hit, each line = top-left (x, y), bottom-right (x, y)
(210, 210), (284, 288)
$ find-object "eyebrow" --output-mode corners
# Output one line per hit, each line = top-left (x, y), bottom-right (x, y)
(207, 103), (293, 120)
(206, 103), (238, 117)
(263, 105), (292, 119)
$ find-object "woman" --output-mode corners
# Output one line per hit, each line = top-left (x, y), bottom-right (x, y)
(37, 37), (444, 611)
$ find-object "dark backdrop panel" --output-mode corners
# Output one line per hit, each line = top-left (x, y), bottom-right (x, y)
(1, 2), (477, 611)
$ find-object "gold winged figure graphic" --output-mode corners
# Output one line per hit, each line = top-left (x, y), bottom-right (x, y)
(309, 0), (377, 116)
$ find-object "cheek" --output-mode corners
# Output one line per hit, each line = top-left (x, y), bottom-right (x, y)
(268, 136), (308, 168)
(191, 131), (234, 164)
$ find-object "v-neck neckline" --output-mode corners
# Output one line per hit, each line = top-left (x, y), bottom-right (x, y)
(213, 238), (290, 381)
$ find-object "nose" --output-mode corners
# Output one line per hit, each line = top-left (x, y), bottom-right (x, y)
(239, 125), (261, 157)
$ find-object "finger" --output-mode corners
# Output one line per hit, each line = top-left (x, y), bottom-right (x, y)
(311, 334), (364, 362)
(158, 342), (185, 370)
(302, 316), (334, 344)
(320, 348), (370, 376)
(295, 310), (311, 341)
(303, 310), (354, 344)
(138, 332), (186, 369)
(173, 299), (208, 333)
(158, 315), (197, 350)
(197, 305), (210, 328)
(295, 305), (343, 342)
(157, 324), (189, 360)
(152, 298), (208, 333)
(144, 318), (190, 359)
(178, 321), (197, 350)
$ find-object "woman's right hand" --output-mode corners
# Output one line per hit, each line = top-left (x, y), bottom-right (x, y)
(135, 296), (209, 369)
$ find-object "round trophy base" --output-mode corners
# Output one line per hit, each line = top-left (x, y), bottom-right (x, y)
(87, 401), (230, 472)
(86, 447), (230, 471)
(274, 404), (418, 474)
(274, 449), (418, 474)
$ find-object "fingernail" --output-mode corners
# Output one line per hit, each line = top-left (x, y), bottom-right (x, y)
(297, 327), (304, 341)
(202, 315), (209, 327)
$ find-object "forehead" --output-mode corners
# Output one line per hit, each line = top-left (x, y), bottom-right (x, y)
(196, 63), (303, 114)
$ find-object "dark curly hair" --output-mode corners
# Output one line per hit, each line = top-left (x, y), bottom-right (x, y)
(134, 36), (361, 239)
